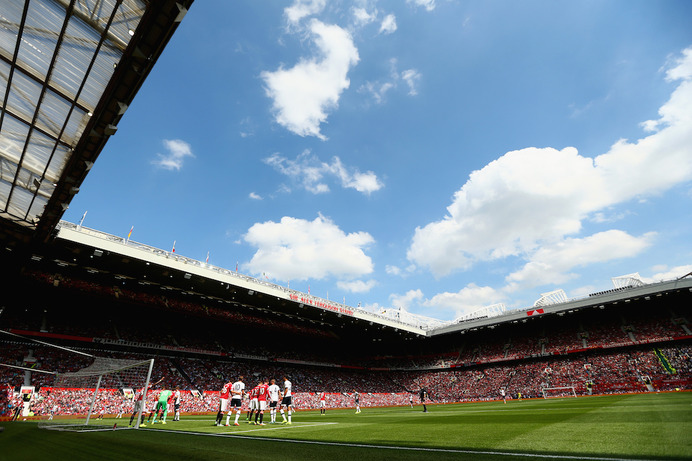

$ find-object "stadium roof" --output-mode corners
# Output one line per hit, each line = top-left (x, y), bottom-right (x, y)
(12, 219), (690, 340)
(0, 0), (192, 246)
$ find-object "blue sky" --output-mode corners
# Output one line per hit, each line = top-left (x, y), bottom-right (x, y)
(64, 0), (692, 322)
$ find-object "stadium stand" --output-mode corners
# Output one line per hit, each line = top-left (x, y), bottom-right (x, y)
(1, 266), (690, 418)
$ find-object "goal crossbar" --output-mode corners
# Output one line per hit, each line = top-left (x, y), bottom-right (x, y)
(541, 386), (577, 399)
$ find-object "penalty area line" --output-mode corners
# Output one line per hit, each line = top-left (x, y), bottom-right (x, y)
(140, 427), (662, 461)
(231, 422), (338, 434)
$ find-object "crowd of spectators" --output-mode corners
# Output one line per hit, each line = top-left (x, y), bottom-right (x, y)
(1, 269), (690, 418)
(2, 339), (690, 418)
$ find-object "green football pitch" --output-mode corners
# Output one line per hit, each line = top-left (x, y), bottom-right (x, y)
(2, 393), (690, 461)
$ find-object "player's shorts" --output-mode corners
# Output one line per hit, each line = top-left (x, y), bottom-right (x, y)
(259, 400), (267, 411)
(134, 400), (144, 412)
(219, 398), (229, 412)
(230, 398), (242, 408)
(250, 398), (259, 411)
(174, 403), (180, 411)
(280, 396), (292, 407)
(320, 400), (326, 407)
(269, 400), (278, 409)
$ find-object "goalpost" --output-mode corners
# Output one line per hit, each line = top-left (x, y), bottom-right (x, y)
(2, 329), (155, 431)
(541, 386), (577, 399)
(38, 357), (155, 431)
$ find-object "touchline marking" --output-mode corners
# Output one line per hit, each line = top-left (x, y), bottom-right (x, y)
(141, 427), (664, 461)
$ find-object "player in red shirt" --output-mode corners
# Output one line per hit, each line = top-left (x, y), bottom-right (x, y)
(215, 380), (233, 426)
(253, 378), (270, 426)
(246, 382), (259, 423)
(319, 391), (326, 415)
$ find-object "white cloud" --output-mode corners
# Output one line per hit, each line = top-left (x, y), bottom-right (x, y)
(385, 263), (416, 277)
(360, 80), (395, 104)
(243, 214), (375, 282)
(249, 192), (262, 200)
(505, 230), (656, 288)
(261, 19), (359, 140)
(152, 139), (194, 171)
(263, 150), (383, 195)
(408, 0), (436, 11)
(423, 283), (505, 319)
(352, 7), (376, 27)
(664, 47), (692, 82)
(326, 156), (383, 194)
(589, 209), (631, 223)
(360, 59), (422, 103)
(407, 46), (692, 288)
(401, 69), (421, 95)
(385, 265), (402, 276)
(389, 289), (424, 311)
(239, 117), (256, 138)
(642, 264), (692, 283)
(337, 279), (377, 293)
(379, 14), (397, 35)
(284, 0), (326, 25)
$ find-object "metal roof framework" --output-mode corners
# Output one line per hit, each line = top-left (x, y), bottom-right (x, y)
(0, 0), (191, 245)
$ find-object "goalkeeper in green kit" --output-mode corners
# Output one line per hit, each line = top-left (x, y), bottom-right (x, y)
(152, 389), (173, 424)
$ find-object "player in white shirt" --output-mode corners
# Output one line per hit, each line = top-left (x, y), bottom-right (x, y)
(279, 376), (293, 424)
(267, 379), (281, 423)
(173, 387), (182, 420)
(227, 376), (245, 426)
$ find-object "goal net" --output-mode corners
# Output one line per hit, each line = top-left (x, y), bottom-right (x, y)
(541, 386), (577, 399)
(38, 357), (154, 432)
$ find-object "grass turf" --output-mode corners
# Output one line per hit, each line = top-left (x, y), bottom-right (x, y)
(1, 392), (690, 461)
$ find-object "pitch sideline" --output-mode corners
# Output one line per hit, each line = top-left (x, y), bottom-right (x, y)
(138, 425), (664, 461)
